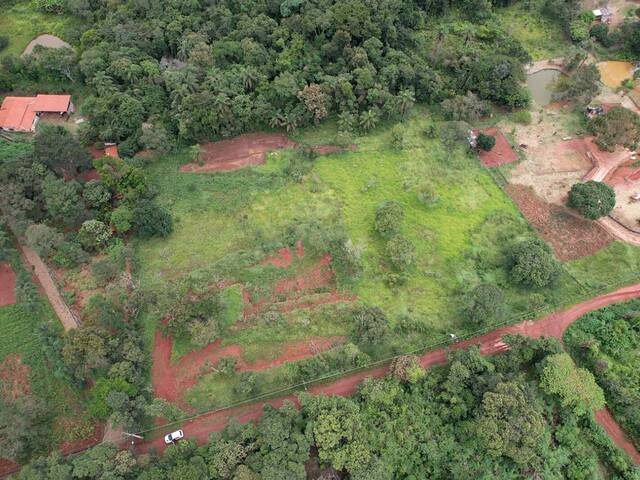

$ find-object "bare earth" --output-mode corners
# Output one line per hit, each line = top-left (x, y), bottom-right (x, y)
(22, 34), (71, 56)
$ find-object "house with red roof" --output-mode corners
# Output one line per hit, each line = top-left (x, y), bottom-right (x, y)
(0, 94), (74, 132)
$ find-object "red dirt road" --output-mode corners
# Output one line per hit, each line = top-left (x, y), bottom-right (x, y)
(596, 408), (640, 464)
(136, 283), (640, 462)
(0, 262), (16, 306)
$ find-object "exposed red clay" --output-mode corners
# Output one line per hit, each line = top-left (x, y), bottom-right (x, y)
(476, 127), (519, 168)
(180, 132), (352, 173)
(151, 329), (343, 408)
(137, 283), (640, 464)
(0, 262), (16, 306)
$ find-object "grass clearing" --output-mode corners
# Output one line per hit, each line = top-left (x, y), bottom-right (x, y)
(0, 2), (79, 59)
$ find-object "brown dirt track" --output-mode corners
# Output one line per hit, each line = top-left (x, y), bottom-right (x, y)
(0, 262), (16, 306)
(506, 184), (613, 261)
(0, 354), (30, 402)
(135, 283), (640, 464)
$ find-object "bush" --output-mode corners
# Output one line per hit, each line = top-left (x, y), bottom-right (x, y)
(386, 235), (416, 271)
(0, 36), (8, 52)
(441, 92), (489, 122)
(133, 200), (173, 238)
(25, 223), (63, 258)
(416, 181), (439, 207)
(234, 372), (257, 396)
(374, 200), (404, 238)
(512, 110), (532, 125)
(110, 205), (134, 233)
(567, 181), (616, 220)
(509, 238), (561, 288)
(476, 133), (496, 151)
(352, 306), (389, 345)
(390, 124), (405, 150)
(389, 355), (425, 384)
(78, 220), (112, 251)
(590, 23), (612, 47)
(91, 257), (120, 287)
(587, 106), (640, 151)
(465, 284), (504, 326)
(82, 180), (111, 210)
(52, 240), (88, 268)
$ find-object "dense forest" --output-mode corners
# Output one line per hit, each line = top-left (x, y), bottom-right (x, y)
(12, 336), (640, 479)
(0, 0), (548, 154)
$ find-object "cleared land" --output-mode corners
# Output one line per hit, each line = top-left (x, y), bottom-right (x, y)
(0, 262), (16, 306)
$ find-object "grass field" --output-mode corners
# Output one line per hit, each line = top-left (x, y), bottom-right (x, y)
(132, 107), (640, 411)
(0, 1), (78, 59)
(0, 248), (91, 446)
(496, 1), (571, 61)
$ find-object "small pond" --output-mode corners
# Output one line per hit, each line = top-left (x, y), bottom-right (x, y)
(526, 69), (561, 106)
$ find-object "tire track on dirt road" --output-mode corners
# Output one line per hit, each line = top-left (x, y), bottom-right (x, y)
(134, 284), (640, 463)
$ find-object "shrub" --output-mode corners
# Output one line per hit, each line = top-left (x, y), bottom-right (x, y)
(234, 372), (257, 396)
(52, 240), (88, 268)
(416, 181), (439, 207)
(512, 110), (532, 125)
(91, 257), (120, 287)
(476, 133), (496, 151)
(110, 205), (134, 233)
(441, 92), (489, 122)
(0, 37), (8, 52)
(352, 306), (389, 345)
(386, 235), (416, 271)
(374, 200), (404, 238)
(390, 124), (405, 150)
(216, 357), (237, 376)
(567, 181), (616, 220)
(509, 238), (561, 288)
(590, 23), (612, 47)
(587, 106), (640, 151)
(132, 200), (173, 238)
(465, 284), (504, 326)
(25, 223), (63, 258)
(78, 220), (112, 251)
(389, 355), (425, 384)
(82, 180), (111, 210)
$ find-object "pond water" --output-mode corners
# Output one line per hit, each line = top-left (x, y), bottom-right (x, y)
(526, 69), (561, 106)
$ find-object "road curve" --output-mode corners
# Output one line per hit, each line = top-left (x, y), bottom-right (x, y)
(134, 283), (640, 464)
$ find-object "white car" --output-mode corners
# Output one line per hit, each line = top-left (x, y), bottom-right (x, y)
(164, 429), (184, 444)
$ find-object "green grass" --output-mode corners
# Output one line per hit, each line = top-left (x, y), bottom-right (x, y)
(0, 1), (78, 59)
(136, 109), (640, 410)
(496, 2), (571, 61)
(0, 248), (91, 445)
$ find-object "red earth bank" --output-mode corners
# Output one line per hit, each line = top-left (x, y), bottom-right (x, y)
(476, 127), (519, 167)
(0, 262), (16, 306)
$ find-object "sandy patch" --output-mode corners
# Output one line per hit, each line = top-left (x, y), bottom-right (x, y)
(23, 34), (71, 56)
(597, 61), (635, 89)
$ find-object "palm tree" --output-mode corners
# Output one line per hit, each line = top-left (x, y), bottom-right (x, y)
(397, 89), (415, 119)
(242, 68), (258, 91)
(359, 109), (379, 132)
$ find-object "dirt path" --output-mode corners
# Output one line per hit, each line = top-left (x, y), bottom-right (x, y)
(596, 408), (640, 464)
(598, 217), (640, 245)
(135, 283), (640, 462)
(0, 262), (17, 306)
(18, 244), (78, 331)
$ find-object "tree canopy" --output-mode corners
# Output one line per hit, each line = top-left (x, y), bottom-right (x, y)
(567, 181), (616, 220)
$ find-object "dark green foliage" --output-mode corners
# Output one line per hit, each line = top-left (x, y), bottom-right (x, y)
(554, 65), (601, 106)
(133, 199), (173, 239)
(587, 106), (640, 151)
(374, 200), (404, 238)
(567, 181), (616, 220)
(87, 377), (137, 419)
(33, 125), (92, 177)
(351, 305), (389, 345)
(234, 372), (258, 396)
(0, 36), (8, 52)
(84, 294), (126, 330)
(565, 299), (640, 448)
(386, 234), (416, 271)
(0, 396), (50, 462)
(82, 180), (112, 210)
(476, 133), (496, 151)
(465, 283), (504, 326)
(441, 92), (489, 122)
(590, 23), (613, 47)
(41, 175), (85, 227)
(508, 238), (561, 288)
(51, 240), (88, 268)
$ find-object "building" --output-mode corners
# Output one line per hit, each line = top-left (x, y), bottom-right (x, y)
(592, 6), (612, 23)
(0, 94), (74, 132)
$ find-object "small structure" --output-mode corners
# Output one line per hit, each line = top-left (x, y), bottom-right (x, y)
(592, 6), (612, 23)
(585, 103), (621, 119)
(0, 94), (74, 132)
(104, 143), (119, 158)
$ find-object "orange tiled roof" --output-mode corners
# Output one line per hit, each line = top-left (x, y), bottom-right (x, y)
(33, 94), (71, 112)
(104, 145), (119, 158)
(0, 94), (72, 132)
(0, 97), (37, 132)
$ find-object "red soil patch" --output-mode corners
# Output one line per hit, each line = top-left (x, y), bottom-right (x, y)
(0, 354), (31, 402)
(151, 329), (343, 408)
(76, 169), (100, 182)
(0, 458), (19, 478)
(59, 422), (105, 455)
(181, 133), (296, 173)
(596, 408), (640, 464)
(136, 284), (640, 459)
(604, 158), (640, 186)
(506, 184), (613, 261)
(0, 262), (16, 306)
(477, 127), (519, 168)
(180, 132), (352, 173)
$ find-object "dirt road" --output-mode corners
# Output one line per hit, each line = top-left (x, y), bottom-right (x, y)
(134, 284), (640, 463)
(599, 217), (640, 246)
(18, 244), (78, 331)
